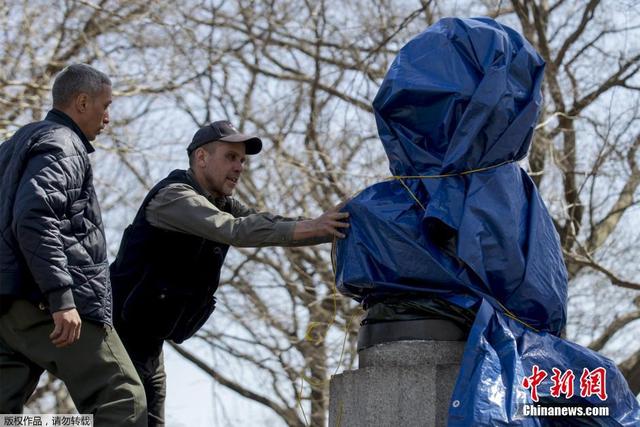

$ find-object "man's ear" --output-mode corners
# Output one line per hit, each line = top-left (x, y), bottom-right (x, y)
(195, 147), (207, 167)
(74, 93), (89, 113)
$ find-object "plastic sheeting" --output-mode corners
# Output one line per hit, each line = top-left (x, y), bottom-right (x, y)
(450, 301), (640, 426)
(335, 17), (640, 425)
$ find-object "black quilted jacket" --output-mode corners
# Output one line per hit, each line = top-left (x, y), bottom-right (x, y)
(0, 109), (111, 324)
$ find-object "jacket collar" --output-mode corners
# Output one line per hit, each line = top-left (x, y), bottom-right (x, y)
(45, 109), (94, 153)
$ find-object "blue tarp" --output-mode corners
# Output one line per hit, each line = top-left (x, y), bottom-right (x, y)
(335, 17), (640, 425)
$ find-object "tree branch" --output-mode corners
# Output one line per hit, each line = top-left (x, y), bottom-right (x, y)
(168, 342), (305, 427)
(588, 309), (640, 351)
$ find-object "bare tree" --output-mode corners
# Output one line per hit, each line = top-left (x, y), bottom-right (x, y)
(23, 374), (75, 415)
(159, 1), (430, 424)
(161, 1), (640, 425)
(0, 0), (197, 413)
(506, 0), (640, 391)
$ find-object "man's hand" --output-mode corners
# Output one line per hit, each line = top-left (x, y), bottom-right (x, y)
(294, 203), (350, 240)
(50, 308), (82, 348)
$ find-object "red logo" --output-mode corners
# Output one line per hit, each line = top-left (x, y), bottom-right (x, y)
(522, 366), (608, 402)
(580, 367), (608, 401)
(522, 365), (548, 402)
(550, 368), (575, 399)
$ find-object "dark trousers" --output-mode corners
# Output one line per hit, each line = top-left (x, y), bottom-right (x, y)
(118, 328), (166, 427)
(0, 300), (147, 426)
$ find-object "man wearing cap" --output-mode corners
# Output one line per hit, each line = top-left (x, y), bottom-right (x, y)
(109, 120), (349, 426)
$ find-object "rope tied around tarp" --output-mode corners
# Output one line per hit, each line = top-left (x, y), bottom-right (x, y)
(331, 157), (541, 333)
(297, 158), (537, 425)
(391, 159), (516, 210)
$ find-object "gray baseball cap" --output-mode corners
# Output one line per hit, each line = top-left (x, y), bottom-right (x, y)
(187, 120), (262, 155)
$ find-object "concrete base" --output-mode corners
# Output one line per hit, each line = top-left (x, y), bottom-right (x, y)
(329, 340), (465, 427)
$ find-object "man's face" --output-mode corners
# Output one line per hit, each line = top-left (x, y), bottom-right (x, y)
(78, 85), (112, 141)
(199, 141), (247, 197)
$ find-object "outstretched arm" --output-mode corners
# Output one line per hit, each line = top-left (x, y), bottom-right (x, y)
(146, 184), (349, 247)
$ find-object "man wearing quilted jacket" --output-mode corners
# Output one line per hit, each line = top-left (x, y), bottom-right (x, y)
(0, 64), (147, 426)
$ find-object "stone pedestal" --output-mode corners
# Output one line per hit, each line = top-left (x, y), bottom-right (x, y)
(329, 321), (466, 427)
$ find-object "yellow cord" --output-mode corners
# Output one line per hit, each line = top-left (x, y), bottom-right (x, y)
(296, 158), (536, 421)
(388, 159), (515, 180)
(396, 178), (426, 210)
(332, 157), (542, 333)
(297, 235), (357, 424)
(495, 300), (540, 333)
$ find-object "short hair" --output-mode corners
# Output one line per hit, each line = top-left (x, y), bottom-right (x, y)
(52, 64), (111, 108)
(188, 141), (217, 167)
